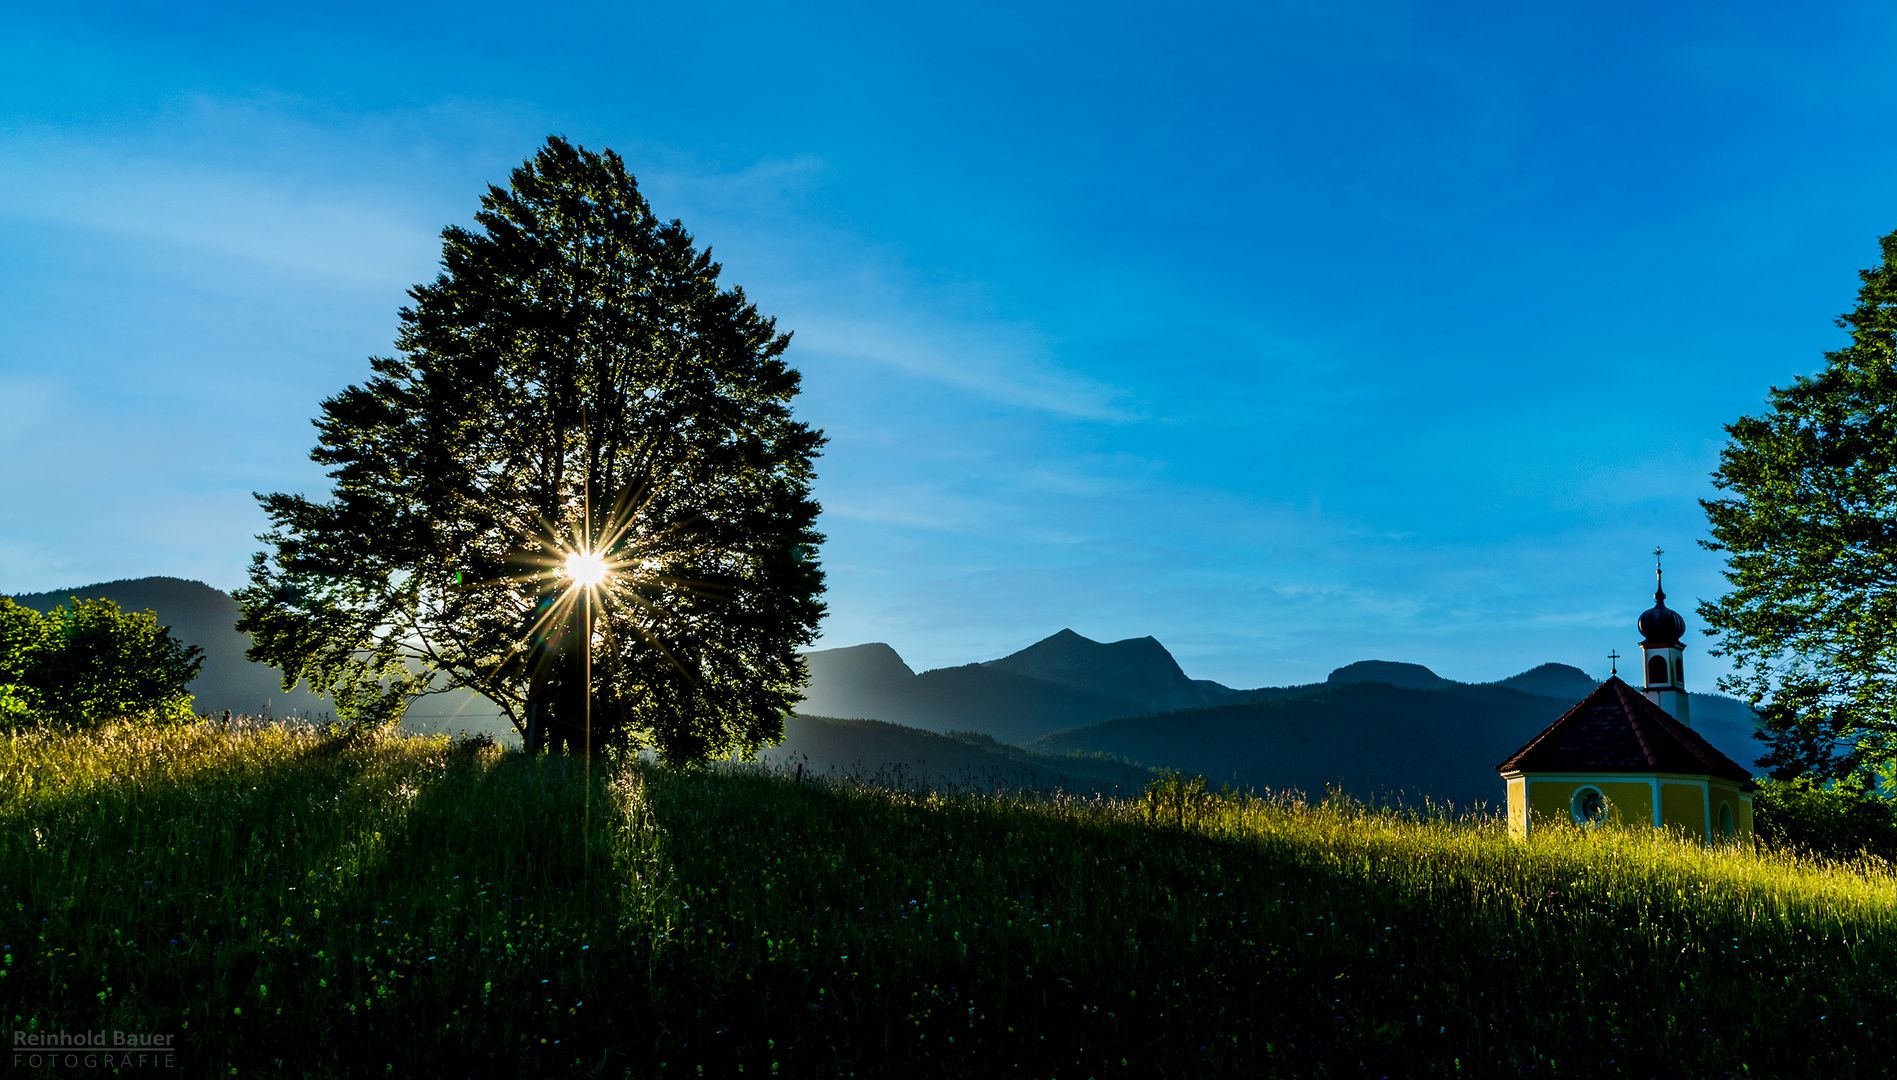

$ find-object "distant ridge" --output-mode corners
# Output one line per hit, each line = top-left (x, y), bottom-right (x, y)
(983, 629), (1232, 712)
(798, 630), (1231, 743)
(799, 643), (916, 713)
(799, 635), (1766, 806)
(1326, 660), (1450, 690)
(1028, 681), (1565, 808)
(1492, 663), (1598, 701)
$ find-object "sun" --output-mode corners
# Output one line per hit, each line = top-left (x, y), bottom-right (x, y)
(563, 551), (610, 588)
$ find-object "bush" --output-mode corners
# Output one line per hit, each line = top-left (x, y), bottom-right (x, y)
(1142, 768), (1221, 828)
(1753, 777), (1897, 860)
(0, 597), (45, 722)
(0, 596), (203, 726)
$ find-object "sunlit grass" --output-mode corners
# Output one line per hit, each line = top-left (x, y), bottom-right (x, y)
(3, 721), (1893, 1076)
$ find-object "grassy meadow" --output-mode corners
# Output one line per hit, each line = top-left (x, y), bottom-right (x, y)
(4, 721), (1895, 1077)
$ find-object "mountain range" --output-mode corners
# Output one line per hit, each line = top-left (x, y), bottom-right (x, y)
(797, 631), (1766, 808)
(5, 577), (1765, 807)
(798, 630), (1237, 745)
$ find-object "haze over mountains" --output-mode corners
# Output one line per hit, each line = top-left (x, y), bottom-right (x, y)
(8, 577), (504, 737)
(799, 630), (1234, 744)
(797, 631), (1765, 808)
(6, 577), (1764, 807)
(10, 578), (335, 719)
(760, 714), (1157, 796)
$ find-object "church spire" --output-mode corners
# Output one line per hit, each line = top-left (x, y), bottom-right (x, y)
(1636, 548), (1691, 725)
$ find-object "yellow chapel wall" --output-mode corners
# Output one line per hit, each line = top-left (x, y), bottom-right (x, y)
(1660, 782), (1707, 842)
(1708, 778), (1754, 844)
(1507, 773), (1755, 846)
(1522, 777), (1654, 833)
(1507, 778), (1527, 839)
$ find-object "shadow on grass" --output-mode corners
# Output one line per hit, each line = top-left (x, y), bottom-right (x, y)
(7, 727), (1897, 1077)
(3, 726), (667, 1075)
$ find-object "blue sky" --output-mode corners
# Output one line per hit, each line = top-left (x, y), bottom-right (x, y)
(3, 1), (1894, 688)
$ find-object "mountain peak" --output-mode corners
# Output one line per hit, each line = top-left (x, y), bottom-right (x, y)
(1325, 660), (1451, 690)
(1492, 663), (1598, 701)
(982, 629), (1226, 713)
(802, 642), (916, 683)
(986, 629), (1183, 683)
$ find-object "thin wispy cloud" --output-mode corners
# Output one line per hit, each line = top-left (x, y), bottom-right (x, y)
(794, 316), (1126, 420)
(3, 1), (1895, 691)
(631, 154), (1135, 422)
(0, 133), (437, 286)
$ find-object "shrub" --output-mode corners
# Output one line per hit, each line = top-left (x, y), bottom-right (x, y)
(1753, 776), (1897, 859)
(0, 596), (203, 726)
(0, 596), (47, 722)
(1142, 768), (1220, 828)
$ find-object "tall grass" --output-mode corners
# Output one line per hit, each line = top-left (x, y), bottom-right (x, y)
(2, 721), (1893, 1077)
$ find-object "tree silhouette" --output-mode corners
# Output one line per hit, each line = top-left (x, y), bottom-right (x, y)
(238, 136), (825, 762)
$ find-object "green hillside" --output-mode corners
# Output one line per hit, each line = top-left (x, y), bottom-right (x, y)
(1028, 681), (1571, 809)
(1027, 678), (1768, 809)
(767, 713), (1154, 795)
(6, 721), (1891, 1076)
(799, 638), (1766, 807)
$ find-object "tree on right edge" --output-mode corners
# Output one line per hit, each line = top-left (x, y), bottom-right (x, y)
(1701, 228), (1897, 789)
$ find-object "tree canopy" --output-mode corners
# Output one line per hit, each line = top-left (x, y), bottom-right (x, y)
(0, 596), (203, 726)
(236, 136), (825, 763)
(1700, 227), (1897, 786)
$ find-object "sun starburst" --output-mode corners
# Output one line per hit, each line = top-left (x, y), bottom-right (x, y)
(563, 551), (610, 588)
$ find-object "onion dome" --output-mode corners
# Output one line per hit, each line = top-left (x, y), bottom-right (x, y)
(1638, 564), (1685, 646)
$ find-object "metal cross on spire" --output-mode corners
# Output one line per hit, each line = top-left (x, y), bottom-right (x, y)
(1608, 649), (1620, 676)
(1652, 546), (1666, 598)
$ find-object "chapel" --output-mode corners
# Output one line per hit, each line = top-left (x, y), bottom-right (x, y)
(1496, 560), (1755, 844)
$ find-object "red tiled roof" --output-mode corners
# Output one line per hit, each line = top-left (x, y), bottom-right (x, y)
(1495, 676), (1753, 784)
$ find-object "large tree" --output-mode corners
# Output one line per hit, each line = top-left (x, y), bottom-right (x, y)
(236, 136), (825, 763)
(1700, 227), (1897, 786)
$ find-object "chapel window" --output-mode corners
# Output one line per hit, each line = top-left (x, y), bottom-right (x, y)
(1570, 786), (1608, 828)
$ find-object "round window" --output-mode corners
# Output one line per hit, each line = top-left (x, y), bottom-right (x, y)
(1570, 786), (1609, 828)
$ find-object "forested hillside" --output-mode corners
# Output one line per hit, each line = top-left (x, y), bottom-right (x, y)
(800, 635), (1764, 805)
